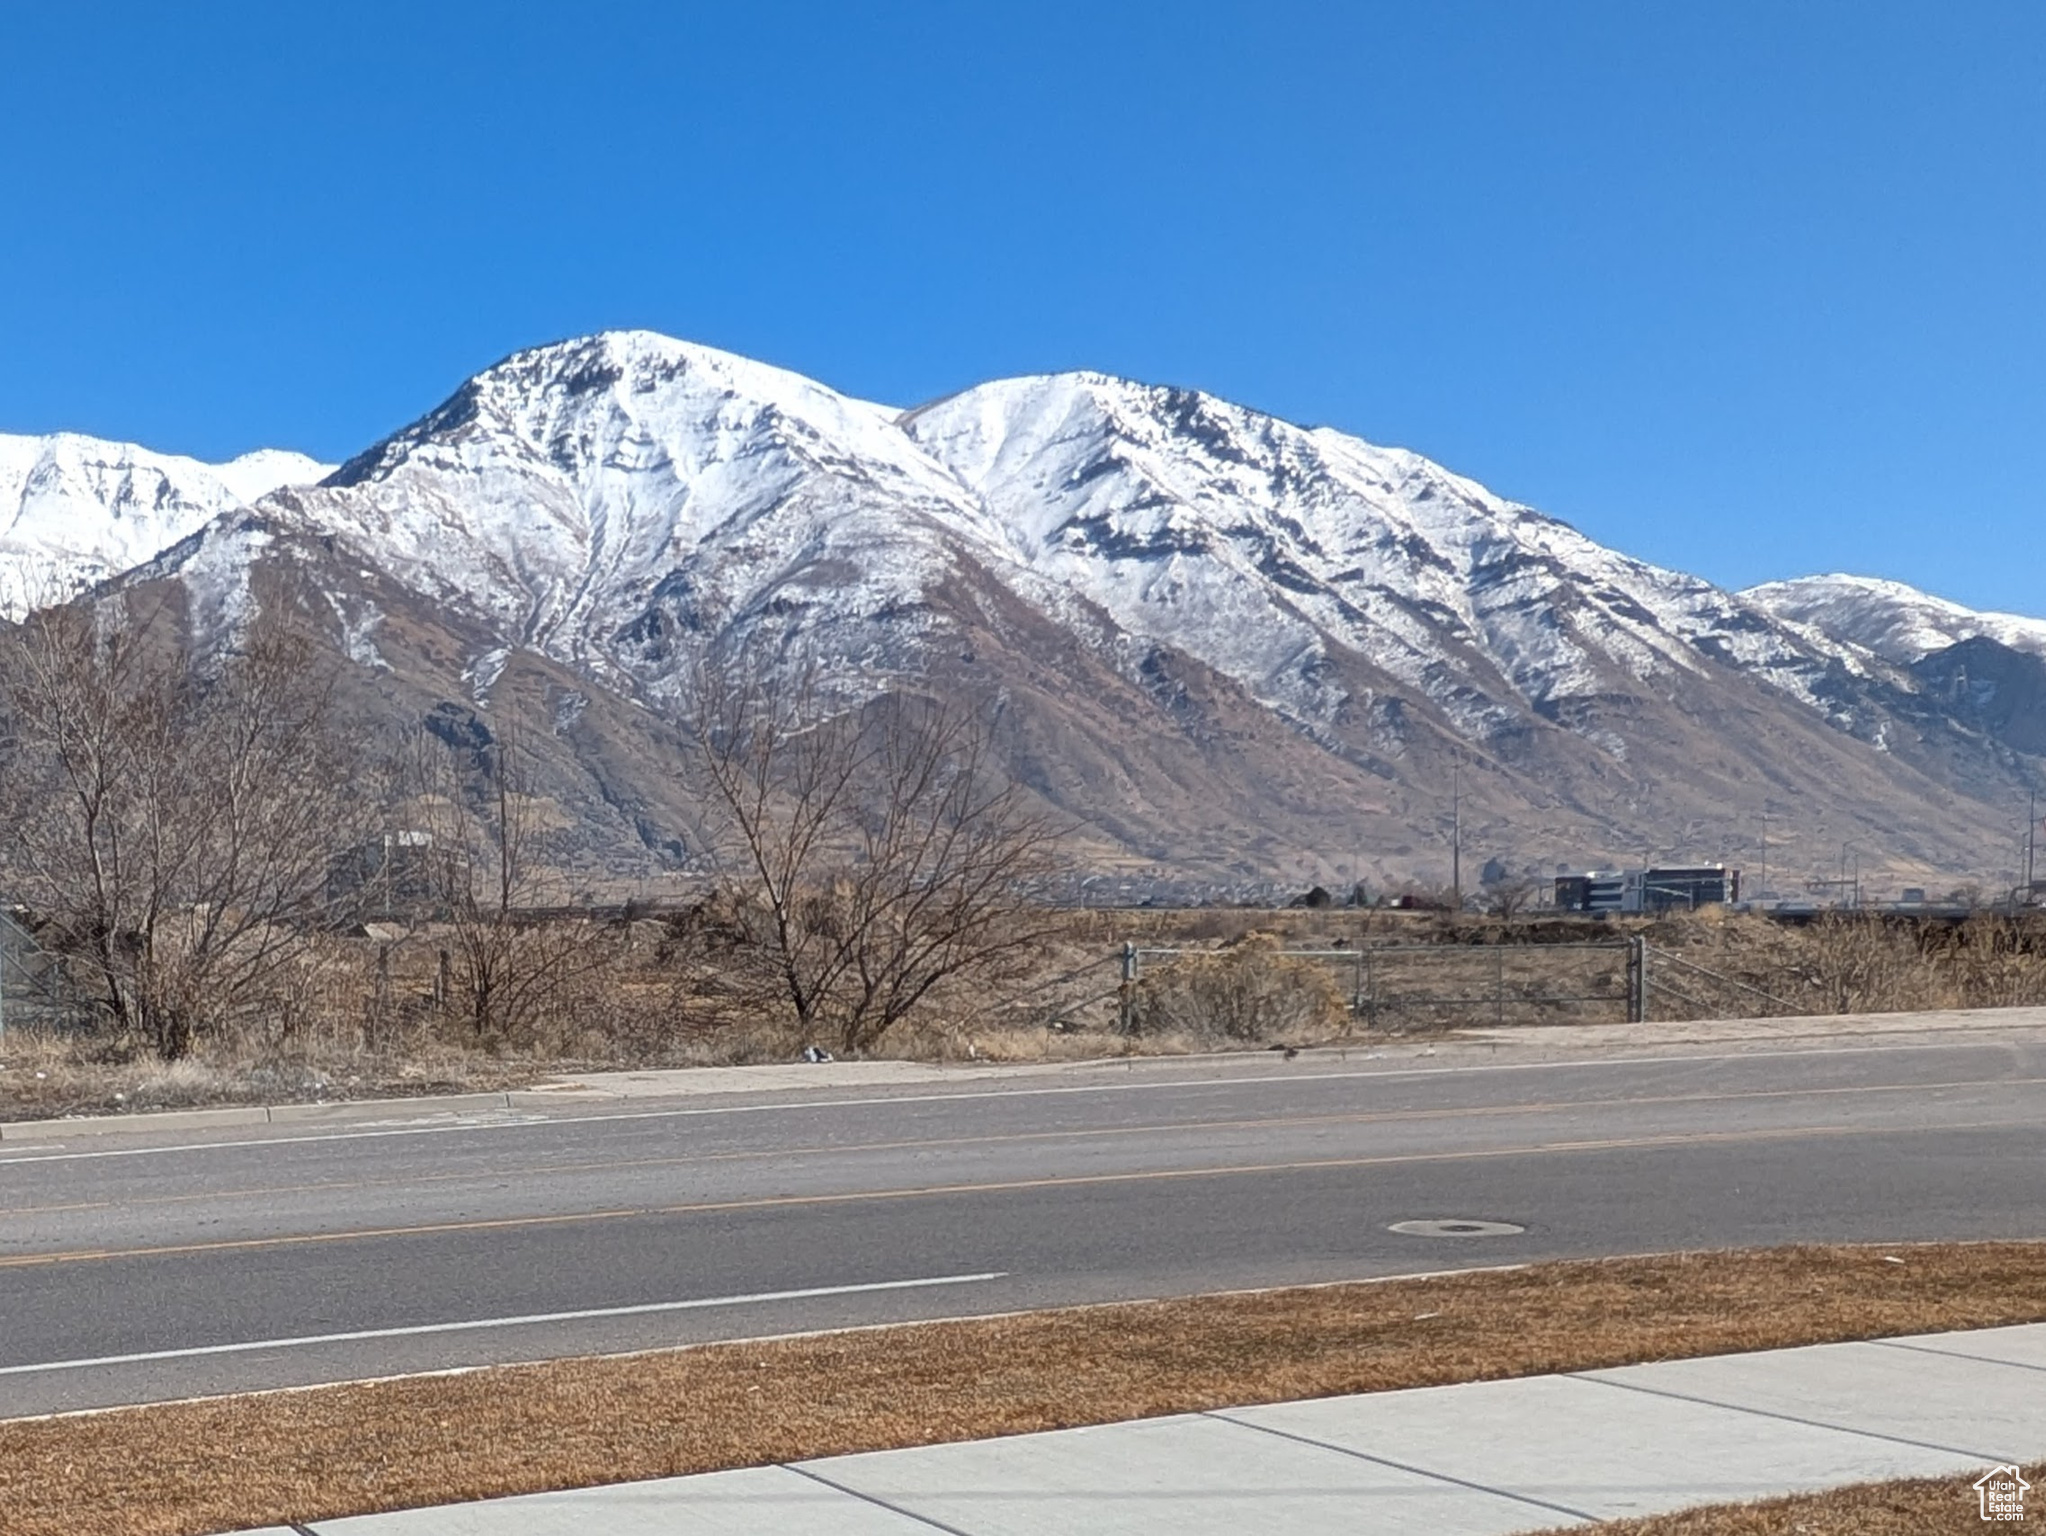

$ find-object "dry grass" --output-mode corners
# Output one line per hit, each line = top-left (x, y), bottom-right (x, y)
(1529, 1461), (2044, 1534)
(5, 1243), (2046, 1536)
(1641, 907), (2046, 1019)
(0, 1025), (554, 1120)
(11, 904), (2046, 1120)
(1129, 933), (1350, 1041)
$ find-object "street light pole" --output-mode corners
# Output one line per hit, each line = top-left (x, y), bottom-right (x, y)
(1759, 811), (1768, 904)
(1451, 759), (1462, 909)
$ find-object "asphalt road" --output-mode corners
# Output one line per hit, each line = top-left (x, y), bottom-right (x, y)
(5, 1032), (2046, 1417)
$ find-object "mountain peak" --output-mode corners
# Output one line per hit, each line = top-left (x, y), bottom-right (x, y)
(1744, 573), (2046, 664)
(327, 329), (910, 492)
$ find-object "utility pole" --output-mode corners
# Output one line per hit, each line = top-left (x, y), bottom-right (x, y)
(1451, 758), (1462, 909)
(1758, 811), (1768, 905)
(2013, 785), (2029, 895)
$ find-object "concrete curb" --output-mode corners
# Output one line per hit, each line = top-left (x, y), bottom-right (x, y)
(268, 1093), (515, 1125)
(0, 1094), (516, 1142)
(0, 1053), (1300, 1142)
(8, 1003), (2045, 1143)
(0, 1060), (1073, 1143)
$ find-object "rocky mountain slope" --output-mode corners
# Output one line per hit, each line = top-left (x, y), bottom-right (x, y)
(19, 332), (2046, 892)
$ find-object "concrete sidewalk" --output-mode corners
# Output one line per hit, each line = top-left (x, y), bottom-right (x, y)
(239, 1323), (2046, 1535)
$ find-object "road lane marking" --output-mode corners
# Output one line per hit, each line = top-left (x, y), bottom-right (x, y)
(0, 1206), (645, 1267)
(4, 1074), (2040, 1220)
(0, 1036), (2033, 1165)
(0, 1272), (1008, 1378)
(0, 1199), (114, 1217)
(6, 1116), (2023, 1271)
(1, 1261), (1544, 1423)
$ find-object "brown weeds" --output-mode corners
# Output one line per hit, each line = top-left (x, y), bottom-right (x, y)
(1528, 1461), (2044, 1535)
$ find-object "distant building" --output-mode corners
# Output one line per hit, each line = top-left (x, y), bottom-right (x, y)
(327, 829), (436, 914)
(1553, 865), (1739, 915)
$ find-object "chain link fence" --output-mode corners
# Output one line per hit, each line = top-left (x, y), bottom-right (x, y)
(1117, 938), (1644, 1034)
(0, 910), (92, 1041)
(1113, 936), (1847, 1034)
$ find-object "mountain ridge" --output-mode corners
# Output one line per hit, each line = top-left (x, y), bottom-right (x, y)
(1744, 573), (2046, 665)
(13, 330), (2044, 890)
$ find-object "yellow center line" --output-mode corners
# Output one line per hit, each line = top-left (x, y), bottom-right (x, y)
(0, 1073), (2035, 1221)
(0, 1116), (2012, 1271)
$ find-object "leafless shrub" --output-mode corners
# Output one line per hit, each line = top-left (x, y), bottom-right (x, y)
(1926, 914), (2046, 1009)
(0, 597), (375, 1058)
(1481, 875), (1538, 918)
(406, 729), (619, 1049)
(1644, 909), (2046, 1019)
(1797, 915), (1950, 1014)
(1130, 933), (1347, 1042)
(689, 659), (1063, 1056)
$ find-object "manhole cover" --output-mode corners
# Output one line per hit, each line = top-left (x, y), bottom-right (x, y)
(1387, 1218), (1526, 1237)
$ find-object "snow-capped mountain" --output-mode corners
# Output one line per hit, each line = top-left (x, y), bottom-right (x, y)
(0, 432), (331, 611)
(1744, 573), (2046, 665)
(281, 335), (1868, 735)
(306, 332), (1014, 693)
(904, 373), (1865, 737)
(21, 330), (2045, 883)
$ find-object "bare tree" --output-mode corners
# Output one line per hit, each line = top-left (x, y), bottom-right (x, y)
(1483, 874), (1539, 918)
(689, 660), (1061, 1055)
(408, 724), (611, 1048)
(0, 596), (370, 1058)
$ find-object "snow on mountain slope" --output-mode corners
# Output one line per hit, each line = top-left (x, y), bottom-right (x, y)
(0, 432), (330, 609)
(24, 334), (1950, 761)
(209, 447), (336, 505)
(282, 336), (1869, 744)
(62, 329), (2045, 879)
(107, 332), (1891, 748)
(1743, 573), (2046, 665)
(905, 373), (1862, 735)
(306, 332), (1034, 693)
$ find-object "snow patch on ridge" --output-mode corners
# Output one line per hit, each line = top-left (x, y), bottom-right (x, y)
(0, 432), (330, 613)
(1745, 573), (2046, 664)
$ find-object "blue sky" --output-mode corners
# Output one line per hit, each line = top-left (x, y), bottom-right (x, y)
(3, 2), (2043, 609)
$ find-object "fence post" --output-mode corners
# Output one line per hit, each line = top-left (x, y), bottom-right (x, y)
(1118, 941), (1137, 1035)
(1627, 935), (1648, 1023)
